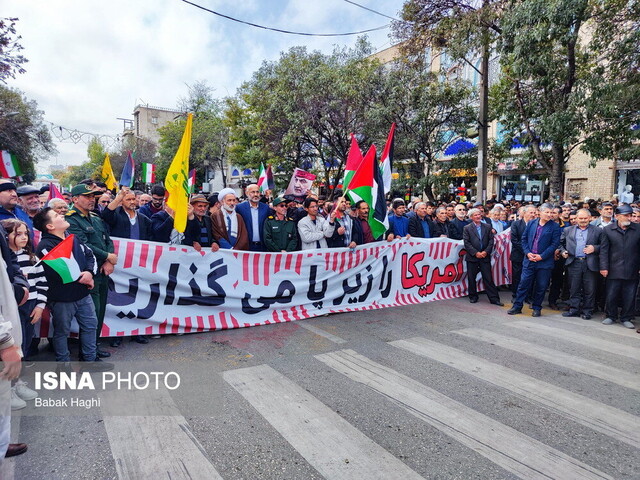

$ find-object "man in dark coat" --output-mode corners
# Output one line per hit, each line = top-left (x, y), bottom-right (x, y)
(449, 204), (469, 240)
(510, 206), (537, 300)
(101, 188), (153, 240)
(432, 206), (454, 238)
(462, 208), (503, 305)
(560, 209), (604, 319)
(508, 203), (561, 317)
(599, 204), (640, 328)
(408, 202), (434, 239)
(183, 194), (219, 251)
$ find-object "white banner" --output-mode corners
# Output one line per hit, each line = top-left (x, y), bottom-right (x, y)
(36, 231), (512, 337)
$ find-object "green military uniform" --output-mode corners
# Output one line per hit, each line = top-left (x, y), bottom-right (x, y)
(66, 208), (114, 342)
(263, 215), (298, 252)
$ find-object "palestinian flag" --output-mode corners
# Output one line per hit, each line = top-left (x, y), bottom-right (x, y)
(48, 183), (65, 202)
(346, 145), (388, 239)
(40, 235), (82, 284)
(0, 151), (22, 179)
(141, 163), (156, 183)
(341, 133), (363, 191)
(380, 123), (395, 195)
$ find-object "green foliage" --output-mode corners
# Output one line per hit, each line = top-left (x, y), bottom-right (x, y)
(0, 85), (55, 179)
(157, 81), (229, 190)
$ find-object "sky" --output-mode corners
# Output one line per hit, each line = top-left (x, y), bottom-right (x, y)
(4, 0), (406, 171)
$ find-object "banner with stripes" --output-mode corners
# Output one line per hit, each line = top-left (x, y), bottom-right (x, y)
(35, 231), (512, 338)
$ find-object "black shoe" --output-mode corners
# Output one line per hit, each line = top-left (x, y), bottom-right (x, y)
(110, 338), (122, 348)
(532, 310), (541, 317)
(133, 335), (149, 344)
(97, 349), (111, 358)
(562, 310), (580, 317)
(5, 443), (27, 458)
(507, 307), (522, 315)
(548, 304), (560, 310)
(81, 358), (114, 372)
(491, 301), (504, 306)
(581, 313), (592, 320)
(469, 297), (479, 304)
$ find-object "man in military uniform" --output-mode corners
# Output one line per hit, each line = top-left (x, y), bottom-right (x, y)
(263, 198), (298, 252)
(65, 184), (117, 358)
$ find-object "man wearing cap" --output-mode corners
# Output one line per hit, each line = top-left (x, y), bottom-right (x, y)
(560, 209), (605, 319)
(66, 184), (116, 357)
(211, 188), (249, 250)
(0, 180), (32, 231)
(184, 194), (219, 251)
(264, 198), (298, 252)
(236, 184), (271, 251)
(101, 187), (153, 240)
(16, 185), (42, 221)
(599, 204), (640, 329)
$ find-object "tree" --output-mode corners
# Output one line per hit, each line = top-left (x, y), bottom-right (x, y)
(0, 17), (27, 82)
(0, 85), (56, 181)
(157, 81), (229, 190)
(366, 62), (476, 200)
(492, 0), (640, 199)
(227, 39), (384, 198)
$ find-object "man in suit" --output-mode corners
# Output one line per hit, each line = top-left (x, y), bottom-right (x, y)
(211, 188), (249, 251)
(235, 184), (271, 251)
(510, 205), (536, 300)
(508, 203), (561, 317)
(463, 208), (503, 306)
(599, 204), (640, 329)
(559, 209), (604, 319)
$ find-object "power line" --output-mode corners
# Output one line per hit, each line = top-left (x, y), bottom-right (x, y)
(342, 0), (400, 22)
(179, 0), (390, 36)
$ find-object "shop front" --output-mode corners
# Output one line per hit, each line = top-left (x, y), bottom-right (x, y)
(615, 161), (640, 204)
(497, 173), (548, 203)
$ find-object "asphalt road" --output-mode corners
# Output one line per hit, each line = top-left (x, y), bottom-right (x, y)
(4, 296), (640, 480)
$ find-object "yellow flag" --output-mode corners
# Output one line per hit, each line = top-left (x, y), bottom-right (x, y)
(101, 154), (117, 190)
(164, 113), (193, 233)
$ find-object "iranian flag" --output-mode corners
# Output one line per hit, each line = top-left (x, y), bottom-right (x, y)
(257, 163), (275, 193)
(141, 163), (156, 183)
(345, 145), (389, 239)
(0, 151), (22, 179)
(40, 235), (82, 284)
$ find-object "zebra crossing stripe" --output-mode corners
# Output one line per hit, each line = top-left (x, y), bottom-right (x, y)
(391, 337), (640, 448)
(508, 321), (640, 360)
(297, 322), (347, 344)
(453, 328), (640, 391)
(542, 316), (640, 338)
(223, 364), (423, 480)
(101, 389), (222, 479)
(315, 349), (612, 480)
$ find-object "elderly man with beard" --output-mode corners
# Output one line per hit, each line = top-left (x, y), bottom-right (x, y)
(184, 194), (220, 252)
(211, 188), (249, 250)
(560, 209), (605, 319)
(599, 204), (640, 329)
(449, 204), (469, 240)
(236, 184), (271, 251)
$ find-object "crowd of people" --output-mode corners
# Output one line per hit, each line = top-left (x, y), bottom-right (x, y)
(1, 175), (640, 462)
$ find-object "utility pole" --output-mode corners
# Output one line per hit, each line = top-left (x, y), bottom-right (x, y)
(477, 42), (489, 203)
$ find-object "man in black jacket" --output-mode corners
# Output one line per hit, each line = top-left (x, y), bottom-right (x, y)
(599, 204), (640, 328)
(560, 209), (604, 319)
(449, 204), (469, 240)
(327, 197), (363, 248)
(183, 194), (219, 251)
(33, 208), (112, 369)
(463, 208), (503, 306)
(432, 206), (453, 238)
(101, 187), (153, 240)
(408, 202), (434, 238)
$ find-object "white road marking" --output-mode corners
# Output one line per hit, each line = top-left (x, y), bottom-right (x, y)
(508, 321), (640, 360)
(454, 328), (640, 391)
(392, 337), (640, 448)
(547, 316), (640, 338)
(223, 364), (423, 480)
(316, 349), (612, 480)
(101, 389), (222, 480)
(298, 322), (347, 344)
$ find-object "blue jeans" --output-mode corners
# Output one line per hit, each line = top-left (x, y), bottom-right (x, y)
(513, 264), (553, 311)
(50, 295), (98, 362)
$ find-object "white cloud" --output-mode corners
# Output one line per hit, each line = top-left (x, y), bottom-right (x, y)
(5, 0), (403, 170)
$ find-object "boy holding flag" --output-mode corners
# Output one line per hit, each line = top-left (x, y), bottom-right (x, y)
(32, 208), (112, 370)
